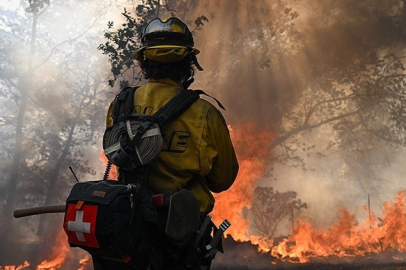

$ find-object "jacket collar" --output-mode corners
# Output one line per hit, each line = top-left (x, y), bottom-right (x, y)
(148, 78), (184, 89)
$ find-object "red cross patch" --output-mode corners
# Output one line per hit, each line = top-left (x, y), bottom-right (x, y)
(63, 204), (99, 248)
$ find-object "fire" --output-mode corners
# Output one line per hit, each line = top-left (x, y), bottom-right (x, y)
(36, 230), (69, 270)
(210, 123), (406, 265)
(97, 123), (277, 242)
(6, 122), (406, 269)
(0, 230), (90, 270)
(249, 235), (273, 253)
(99, 151), (118, 180)
(212, 123), (276, 240)
(0, 261), (30, 270)
(77, 254), (92, 270)
(267, 191), (406, 263)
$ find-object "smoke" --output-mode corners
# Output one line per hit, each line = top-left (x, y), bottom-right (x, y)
(0, 0), (125, 266)
(2, 0), (406, 267)
(189, 0), (303, 126)
(182, 0), (406, 233)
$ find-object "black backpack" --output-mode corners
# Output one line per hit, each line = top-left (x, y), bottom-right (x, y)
(103, 86), (220, 172)
(63, 86), (223, 268)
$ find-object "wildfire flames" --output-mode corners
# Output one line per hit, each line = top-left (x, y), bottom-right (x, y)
(270, 191), (406, 263)
(35, 230), (69, 270)
(210, 123), (406, 265)
(77, 254), (92, 270)
(211, 123), (275, 241)
(0, 230), (89, 270)
(5, 125), (406, 269)
(0, 261), (29, 270)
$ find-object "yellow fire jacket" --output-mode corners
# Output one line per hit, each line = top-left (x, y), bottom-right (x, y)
(106, 78), (239, 214)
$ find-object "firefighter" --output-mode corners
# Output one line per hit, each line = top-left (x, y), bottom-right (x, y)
(105, 17), (239, 270)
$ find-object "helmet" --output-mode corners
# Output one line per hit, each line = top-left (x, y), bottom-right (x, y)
(141, 17), (195, 48)
(133, 17), (203, 70)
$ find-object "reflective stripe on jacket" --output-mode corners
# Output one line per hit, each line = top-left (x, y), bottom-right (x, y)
(106, 78), (239, 214)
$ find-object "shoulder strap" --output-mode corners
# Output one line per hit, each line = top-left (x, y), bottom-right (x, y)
(112, 87), (224, 126)
(193, 89), (226, 111)
(151, 89), (226, 128)
(112, 86), (139, 124)
(122, 90), (201, 163)
(152, 90), (201, 127)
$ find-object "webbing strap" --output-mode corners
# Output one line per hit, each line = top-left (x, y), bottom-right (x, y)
(111, 86), (223, 188)
(124, 121), (154, 158)
(194, 90), (226, 111)
(113, 87), (225, 127)
(152, 90), (201, 127)
(112, 86), (138, 124)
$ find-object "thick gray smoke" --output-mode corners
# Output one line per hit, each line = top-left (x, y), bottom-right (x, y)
(185, 0), (406, 229)
(1, 0), (406, 268)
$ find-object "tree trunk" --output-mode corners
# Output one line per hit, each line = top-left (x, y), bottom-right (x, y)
(6, 12), (38, 214)
(36, 122), (77, 236)
(0, 12), (38, 263)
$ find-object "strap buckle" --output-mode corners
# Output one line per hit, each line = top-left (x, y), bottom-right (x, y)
(136, 121), (153, 134)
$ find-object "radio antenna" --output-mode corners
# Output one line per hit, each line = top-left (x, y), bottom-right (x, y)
(68, 166), (80, 182)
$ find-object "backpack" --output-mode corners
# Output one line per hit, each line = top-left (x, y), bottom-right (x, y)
(63, 180), (149, 265)
(63, 86), (219, 268)
(103, 86), (215, 172)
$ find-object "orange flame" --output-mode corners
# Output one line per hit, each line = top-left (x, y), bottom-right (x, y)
(99, 152), (118, 180)
(8, 123), (406, 268)
(212, 123), (276, 240)
(268, 191), (406, 263)
(36, 230), (69, 270)
(77, 254), (92, 270)
(0, 261), (30, 270)
(0, 231), (93, 270)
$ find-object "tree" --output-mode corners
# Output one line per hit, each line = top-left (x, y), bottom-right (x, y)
(0, 0), (114, 263)
(98, 0), (208, 88)
(33, 39), (110, 236)
(257, 0), (406, 172)
(251, 186), (307, 238)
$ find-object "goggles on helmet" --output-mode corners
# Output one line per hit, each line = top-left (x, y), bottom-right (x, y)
(141, 17), (194, 47)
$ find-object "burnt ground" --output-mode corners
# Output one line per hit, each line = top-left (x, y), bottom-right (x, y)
(211, 237), (406, 270)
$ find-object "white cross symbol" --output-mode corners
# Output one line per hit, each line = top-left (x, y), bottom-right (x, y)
(67, 210), (91, 242)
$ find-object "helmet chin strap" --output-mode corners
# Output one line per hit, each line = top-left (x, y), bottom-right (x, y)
(189, 51), (203, 71)
(182, 77), (195, 89)
(182, 50), (202, 89)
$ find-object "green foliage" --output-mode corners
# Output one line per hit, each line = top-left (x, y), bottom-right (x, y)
(98, 2), (158, 88)
(98, 1), (208, 88)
